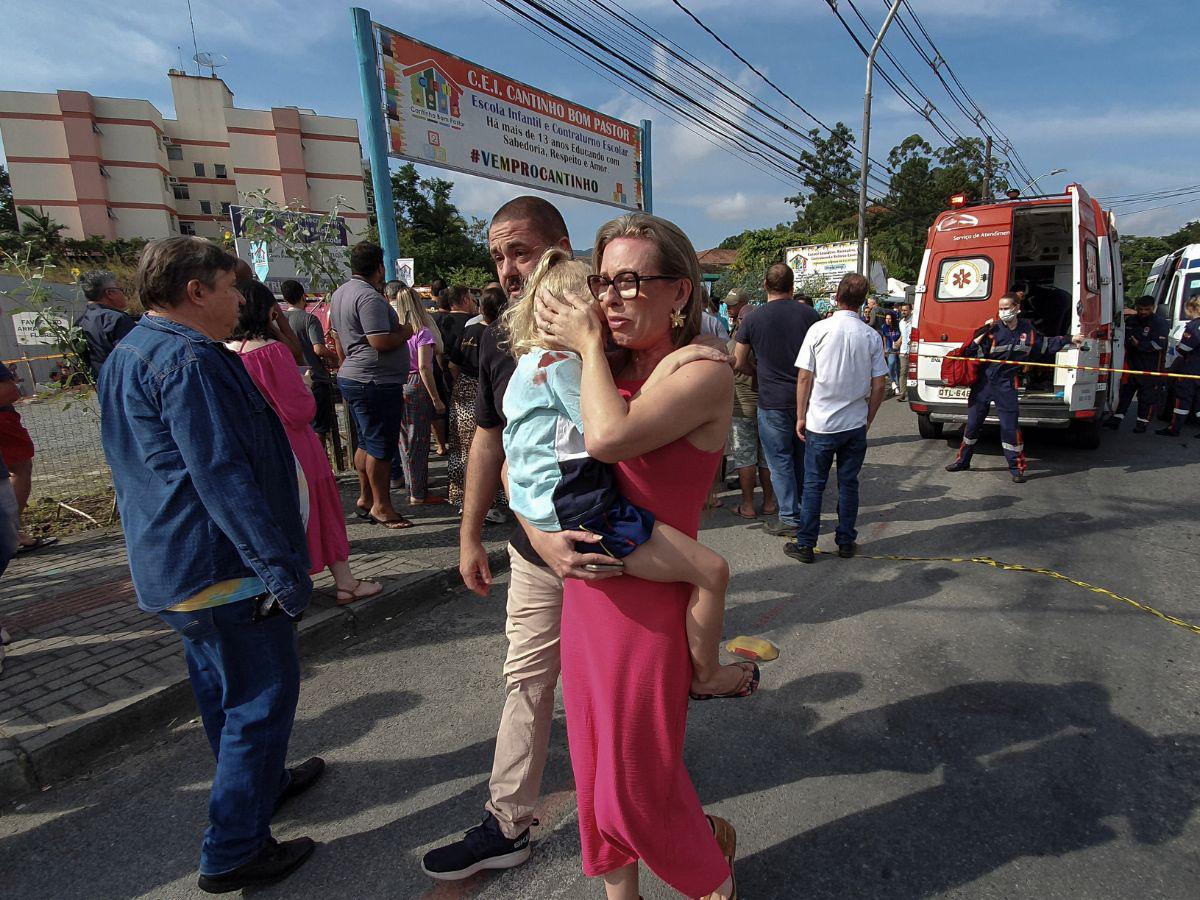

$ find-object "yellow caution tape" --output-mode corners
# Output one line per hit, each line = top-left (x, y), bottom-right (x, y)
(812, 548), (1200, 635)
(915, 350), (1200, 381)
(2, 353), (66, 365)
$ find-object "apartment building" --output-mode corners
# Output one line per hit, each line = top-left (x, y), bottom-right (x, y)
(0, 71), (369, 242)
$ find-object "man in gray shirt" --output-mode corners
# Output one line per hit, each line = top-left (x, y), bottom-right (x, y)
(281, 280), (337, 435)
(330, 243), (413, 528)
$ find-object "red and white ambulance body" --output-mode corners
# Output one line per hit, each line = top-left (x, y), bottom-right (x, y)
(907, 185), (1126, 448)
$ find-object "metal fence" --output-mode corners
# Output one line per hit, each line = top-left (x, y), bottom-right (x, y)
(18, 389), (357, 501)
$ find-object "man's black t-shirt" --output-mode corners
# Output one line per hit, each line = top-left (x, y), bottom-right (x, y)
(736, 299), (821, 410)
(453, 321), (487, 379)
(474, 322), (544, 565)
(436, 311), (473, 362)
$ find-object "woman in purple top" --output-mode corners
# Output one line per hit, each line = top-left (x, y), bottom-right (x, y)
(390, 285), (447, 505)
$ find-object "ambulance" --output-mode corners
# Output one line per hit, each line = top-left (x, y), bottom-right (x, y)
(1140, 244), (1200, 363)
(906, 185), (1126, 449)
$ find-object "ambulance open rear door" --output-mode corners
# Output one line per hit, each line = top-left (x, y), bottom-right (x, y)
(1065, 184), (1103, 413)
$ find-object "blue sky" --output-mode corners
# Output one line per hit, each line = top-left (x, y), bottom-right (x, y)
(1, 0), (1194, 252)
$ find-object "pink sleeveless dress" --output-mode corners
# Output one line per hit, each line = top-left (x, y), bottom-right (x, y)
(235, 340), (350, 574)
(560, 379), (731, 897)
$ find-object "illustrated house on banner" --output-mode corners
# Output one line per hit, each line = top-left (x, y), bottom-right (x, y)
(402, 60), (462, 118)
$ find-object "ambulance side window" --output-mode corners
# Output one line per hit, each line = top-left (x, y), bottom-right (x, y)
(935, 256), (992, 302)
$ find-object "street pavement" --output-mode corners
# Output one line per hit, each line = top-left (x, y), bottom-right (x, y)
(2, 400), (1199, 899)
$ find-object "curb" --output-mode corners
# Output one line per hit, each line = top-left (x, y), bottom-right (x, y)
(0, 547), (510, 804)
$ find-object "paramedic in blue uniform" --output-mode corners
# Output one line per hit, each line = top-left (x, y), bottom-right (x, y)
(1106, 295), (1169, 433)
(946, 292), (1082, 483)
(1157, 296), (1200, 437)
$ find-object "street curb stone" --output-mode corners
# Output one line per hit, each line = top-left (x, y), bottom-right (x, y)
(0, 547), (510, 804)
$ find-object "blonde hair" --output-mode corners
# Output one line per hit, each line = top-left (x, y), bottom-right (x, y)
(592, 213), (703, 347)
(1186, 297), (1200, 317)
(390, 285), (443, 354)
(501, 248), (591, 357)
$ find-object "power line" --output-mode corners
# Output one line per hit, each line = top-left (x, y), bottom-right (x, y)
(558, 0), (892, 193)
(892, 0), (1037, 188)
(491, 0), (889, 203)
(663, 0), (892, 174)
(558, 0), (888, 191)
(479, 0), (804, 192)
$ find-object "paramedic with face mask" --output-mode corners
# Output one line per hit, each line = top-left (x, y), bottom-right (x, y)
(946, 293), (1083, 483)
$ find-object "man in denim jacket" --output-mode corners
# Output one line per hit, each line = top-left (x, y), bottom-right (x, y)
(100, 237), (324, 893)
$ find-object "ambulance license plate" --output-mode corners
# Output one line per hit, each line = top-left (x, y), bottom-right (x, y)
(937, 387), (970, 399)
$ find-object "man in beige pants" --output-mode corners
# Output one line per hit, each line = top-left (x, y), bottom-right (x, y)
(422, 197), (619, 881)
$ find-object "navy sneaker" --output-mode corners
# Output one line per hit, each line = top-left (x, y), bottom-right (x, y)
(945, 460), (970, 472)
(422, 813), (532, 881)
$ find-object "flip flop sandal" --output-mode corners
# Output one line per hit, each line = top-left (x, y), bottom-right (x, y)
(17, 537), (58, 554)
(368, 514), (415, 530)
(703, 815), (738, 900)
(354, 506), (371, 520)
(689, 661), (760, 701)
(730, 508), (758, 520)
(336, 579), (383, 606)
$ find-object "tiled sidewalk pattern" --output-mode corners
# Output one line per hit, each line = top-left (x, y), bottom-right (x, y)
(0, 468), (508, 780)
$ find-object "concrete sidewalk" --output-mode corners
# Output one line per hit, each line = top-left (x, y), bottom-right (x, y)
(0, 466), (512, 802)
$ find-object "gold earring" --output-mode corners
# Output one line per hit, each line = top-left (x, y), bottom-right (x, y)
(670, 308), (685, 329)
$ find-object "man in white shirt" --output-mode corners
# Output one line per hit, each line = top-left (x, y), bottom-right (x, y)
(785, 273), (889, 564)
(897, 302), (913, 402)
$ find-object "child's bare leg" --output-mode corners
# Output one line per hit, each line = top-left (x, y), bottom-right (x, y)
(620, 523), (749, 696)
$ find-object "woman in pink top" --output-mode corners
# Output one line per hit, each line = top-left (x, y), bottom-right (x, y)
(229, 282), (381, 605)
(388, 284), (447, 506)
(528, 214), (739, 900)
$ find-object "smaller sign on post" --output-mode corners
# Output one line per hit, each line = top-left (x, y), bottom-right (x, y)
(250, 241), (271, 281)
(12, 312), (68, 346)
(396, 258), (415, 286)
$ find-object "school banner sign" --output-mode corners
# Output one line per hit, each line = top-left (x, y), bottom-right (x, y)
(374, 25), (643, 211)
(786, 241), (862, 281)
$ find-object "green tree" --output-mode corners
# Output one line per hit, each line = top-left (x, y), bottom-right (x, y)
(13, 206), (67, 260)
(391, 164), (491, 283)
(0, 164), (17, 232)
(785, 122), (859, 234)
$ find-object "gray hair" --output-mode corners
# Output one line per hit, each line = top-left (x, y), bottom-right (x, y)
(79, 269), (117, 301)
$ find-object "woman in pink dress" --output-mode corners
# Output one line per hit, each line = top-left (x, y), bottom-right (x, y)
(529, 214), (738, 900)
(229, 281), (382, 605)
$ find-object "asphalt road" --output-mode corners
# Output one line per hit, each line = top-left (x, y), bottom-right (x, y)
(3, 400), (1199, 899)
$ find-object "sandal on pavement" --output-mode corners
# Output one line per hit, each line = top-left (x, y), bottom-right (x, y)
(730, 507), (757, 520)
(410, 493), (448, 506)
(368, 514), (414, 530)
(354, 503), (371, 520)
(703, 815), (738, 900)
(335, 579), (383, 606)
(690, 661), (760, 701)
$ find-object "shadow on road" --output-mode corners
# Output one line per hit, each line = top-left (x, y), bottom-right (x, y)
(705, 678), (1200, 899)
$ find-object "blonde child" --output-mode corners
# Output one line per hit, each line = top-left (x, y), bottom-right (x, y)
(501, 249), (757, 700)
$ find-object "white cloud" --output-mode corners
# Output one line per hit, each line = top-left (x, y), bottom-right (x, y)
(906, 0), (1118, 41)
(680, 191), (792, 223)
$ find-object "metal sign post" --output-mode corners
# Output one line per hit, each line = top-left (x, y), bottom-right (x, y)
(856, 0), (904, 275)
(641, 119), (653, 214)
(351, 7), (401, 274)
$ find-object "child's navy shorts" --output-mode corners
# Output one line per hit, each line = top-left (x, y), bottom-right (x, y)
(569, 496), (656, 560)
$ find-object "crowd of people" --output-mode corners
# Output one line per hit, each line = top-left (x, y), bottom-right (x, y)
(4, 186), (1199, 897)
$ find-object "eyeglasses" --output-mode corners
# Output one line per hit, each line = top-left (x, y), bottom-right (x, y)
(587, 271), (680, 301)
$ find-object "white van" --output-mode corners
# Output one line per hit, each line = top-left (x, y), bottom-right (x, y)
(1141, 244), (1200, 363)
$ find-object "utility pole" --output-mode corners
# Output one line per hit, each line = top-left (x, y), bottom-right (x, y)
(857, 0), (904, 276)
(982, 135), (993, 200)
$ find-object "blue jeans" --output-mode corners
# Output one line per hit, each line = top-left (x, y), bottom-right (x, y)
(159, 597), (301, 875)
(885, 352), (901, 386)
(757, 407), (806, 527)
(796, 425), (868, 548)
